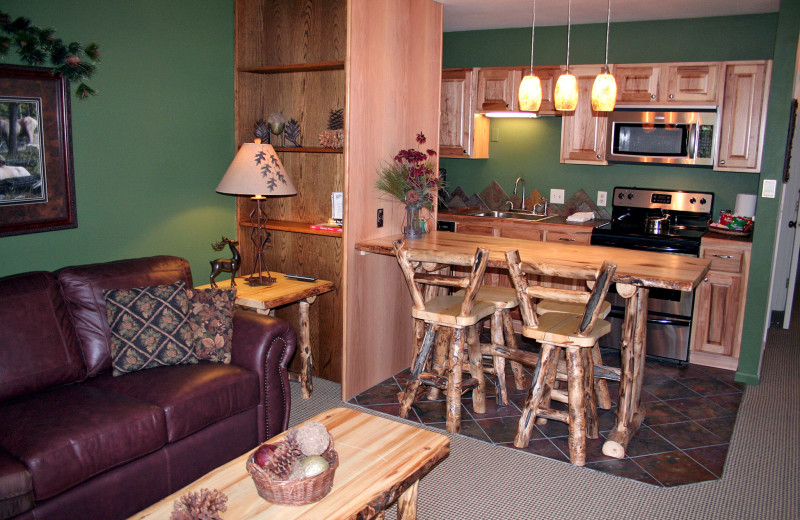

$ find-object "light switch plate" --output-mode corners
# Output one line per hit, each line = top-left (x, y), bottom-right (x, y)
(762, 179), (777, 199)
(491, 126), (500, 142)
(597, 191), (607, 206)
(550, 189), (565, 204)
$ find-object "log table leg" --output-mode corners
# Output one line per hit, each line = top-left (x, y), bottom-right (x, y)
(396, 480), (419, 520)
(602, 285), (648, 458)
(298, 297), (316, 399)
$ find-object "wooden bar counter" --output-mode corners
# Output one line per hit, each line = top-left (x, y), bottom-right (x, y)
(355, 231), (711, 458)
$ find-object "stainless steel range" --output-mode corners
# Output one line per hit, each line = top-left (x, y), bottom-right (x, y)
(591, 187), (714, 362)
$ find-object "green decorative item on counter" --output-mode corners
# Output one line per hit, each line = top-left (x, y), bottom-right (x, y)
(0, 10), (100, 99)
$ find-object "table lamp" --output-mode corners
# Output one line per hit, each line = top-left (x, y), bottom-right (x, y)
(217, 142), (296, 286)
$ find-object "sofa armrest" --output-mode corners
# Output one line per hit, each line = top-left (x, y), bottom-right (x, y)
(230, 310), (296, 442)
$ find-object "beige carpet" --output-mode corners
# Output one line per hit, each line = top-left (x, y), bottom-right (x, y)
(288, 324), (799, 519)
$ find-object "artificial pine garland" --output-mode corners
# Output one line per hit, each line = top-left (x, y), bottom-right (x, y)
(0, 10), (100, 99)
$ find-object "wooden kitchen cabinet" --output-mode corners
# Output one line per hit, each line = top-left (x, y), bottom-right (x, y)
(440, 68), (489, 158)
(530, 66), (562, 116)
(715, 60), (772, 173)
(476, 67), (520, 111)
(613, 62), (719, 104)
(560, 65), (608, 165)
(690, 237), (752, 370)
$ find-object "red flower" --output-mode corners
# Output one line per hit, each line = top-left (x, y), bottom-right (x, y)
(427, 149), (437, 157)
(416, 132), (426, 145)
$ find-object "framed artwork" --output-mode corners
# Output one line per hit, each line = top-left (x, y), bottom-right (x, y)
(0, 64), (76, 237)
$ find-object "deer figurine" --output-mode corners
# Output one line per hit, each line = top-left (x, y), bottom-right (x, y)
(209, 237), (241, 288)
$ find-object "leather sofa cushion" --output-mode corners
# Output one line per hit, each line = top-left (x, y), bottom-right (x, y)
(0, 272), (85, 402)
(0, 447), (33, 520)
(85, 362), (258, 443)
(57, 256), (193, 377)
(0, 385), (166, 501)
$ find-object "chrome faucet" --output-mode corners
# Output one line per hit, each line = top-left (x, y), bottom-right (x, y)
(505, 200), (514, 210)
(514, 177), (526, 210)
(533, 198), (549, 216)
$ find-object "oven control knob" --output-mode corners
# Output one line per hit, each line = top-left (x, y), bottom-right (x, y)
(618, 192), (625, 199)
(700, 198), (707, 205)
(690, 197), (697, 204)
(628, 193), (634, 200)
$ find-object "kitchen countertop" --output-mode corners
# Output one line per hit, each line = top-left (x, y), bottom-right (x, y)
(437, 208), (609, 229)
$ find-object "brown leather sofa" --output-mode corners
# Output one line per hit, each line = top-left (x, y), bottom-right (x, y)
(0, 256), (297, 520)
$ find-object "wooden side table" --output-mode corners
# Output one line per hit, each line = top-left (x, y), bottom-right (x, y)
(196, 272), (334, 398)
(130, 407), (450, 520)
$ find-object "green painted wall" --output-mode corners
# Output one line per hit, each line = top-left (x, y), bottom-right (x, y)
(0, 0), (236, 283)
(441, 10), (798, 384)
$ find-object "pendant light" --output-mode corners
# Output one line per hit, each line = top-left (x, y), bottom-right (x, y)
(591, 0), (617, 111)
(518, 0), (542, 112)
(554, 0), (578, 111)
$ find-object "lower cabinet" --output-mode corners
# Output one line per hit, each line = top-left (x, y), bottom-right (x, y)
(690, 237), (751, 370)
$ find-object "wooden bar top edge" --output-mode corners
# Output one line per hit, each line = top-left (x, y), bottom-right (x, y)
(355, 231), (710, 292)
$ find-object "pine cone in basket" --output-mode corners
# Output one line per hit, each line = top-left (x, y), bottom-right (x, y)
(170, 488), (227, 520)
(264, 439), (302, 480)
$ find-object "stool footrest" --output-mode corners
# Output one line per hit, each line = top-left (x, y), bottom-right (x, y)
(536, 407), (570, 424)
(419, 373), (478, 393)
(482, 343), (621, 382)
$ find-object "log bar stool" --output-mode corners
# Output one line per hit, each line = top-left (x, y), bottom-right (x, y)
(536, 296), (613, 410)
(505, 249), (616, 466)
(394, 240), (495, 434)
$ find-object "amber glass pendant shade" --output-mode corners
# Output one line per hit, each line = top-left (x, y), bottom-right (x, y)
(519, 74), (542, 112)
(591, 73), (617, 111)
(554, 73), (578, 111)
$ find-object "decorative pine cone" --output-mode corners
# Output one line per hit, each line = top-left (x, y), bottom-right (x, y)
(327, 108), (344, 130)
(264, 439), (302, 480)
(318, 129), (344, 148)
(170, 488), (228, 520)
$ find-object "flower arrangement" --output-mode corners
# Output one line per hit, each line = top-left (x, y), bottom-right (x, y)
(375, 132), (442, 210)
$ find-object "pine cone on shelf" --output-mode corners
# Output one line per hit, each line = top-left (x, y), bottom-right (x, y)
(170, 488), (228, 520)
(264, 439), (302, 480)
(327, 108), (344, 131)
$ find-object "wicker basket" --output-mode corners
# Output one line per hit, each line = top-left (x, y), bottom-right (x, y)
(246, 441), (339, 506)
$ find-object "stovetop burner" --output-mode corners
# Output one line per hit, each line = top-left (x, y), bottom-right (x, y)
(591, 187), (713, 256)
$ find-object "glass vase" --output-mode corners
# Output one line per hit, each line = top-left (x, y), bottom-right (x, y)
(403, 205), (423, 239)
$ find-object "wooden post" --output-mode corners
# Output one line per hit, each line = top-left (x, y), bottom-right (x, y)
(467, 325), (486, 413)
(490, 310), (508, 405)
(501, 309), (527, 390)
(514, 344), (556, 447)
(446, 328), (465, 434)
(298, 298), (313, 399)
(565, 346), (587, 466)
(396, 480), (419, 520)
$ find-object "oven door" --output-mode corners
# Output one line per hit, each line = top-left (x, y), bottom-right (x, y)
(599, 286), (695, 363)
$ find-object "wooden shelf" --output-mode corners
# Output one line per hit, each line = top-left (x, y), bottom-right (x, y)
(238, 61), (345, 74)
(274, 146), (343, 154)
(241, 220), (343, 238)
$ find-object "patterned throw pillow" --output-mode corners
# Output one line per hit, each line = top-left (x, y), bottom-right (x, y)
(186, 287), (237, 364)
(104, 281), (197, 376)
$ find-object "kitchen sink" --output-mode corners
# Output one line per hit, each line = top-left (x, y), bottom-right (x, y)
(468, 210), (553, 221)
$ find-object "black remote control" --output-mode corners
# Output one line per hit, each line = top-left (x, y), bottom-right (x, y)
(284, 274), (317, 282)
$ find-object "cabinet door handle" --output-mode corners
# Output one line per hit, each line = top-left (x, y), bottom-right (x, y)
(669, 93), (675, 99)
(704, 277), (709, 283)
(558, 237), (576, 242)
(713, 254), (734, 259)
(719, 160), (726, 165)
(596, 154), (602, 160)
(650, 94), (656, 100)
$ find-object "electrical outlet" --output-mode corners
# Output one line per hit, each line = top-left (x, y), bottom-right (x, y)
(377, 208), (384, 227)
(597, 191), (607, 206)
(550, 189), (565, 204)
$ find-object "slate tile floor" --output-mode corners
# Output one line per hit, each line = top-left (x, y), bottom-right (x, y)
(347, 341), (744, 488)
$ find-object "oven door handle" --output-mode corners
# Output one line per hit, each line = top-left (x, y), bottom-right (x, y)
(607, 309), (692, 327)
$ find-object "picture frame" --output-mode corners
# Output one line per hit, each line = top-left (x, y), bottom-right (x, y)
(0, 64), (76, 237)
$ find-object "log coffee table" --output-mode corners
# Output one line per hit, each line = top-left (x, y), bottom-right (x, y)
(130, 408), (449, 519)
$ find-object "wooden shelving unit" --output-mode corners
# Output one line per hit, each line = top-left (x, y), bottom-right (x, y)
(235, 0), (443, 398)
(240, 220), (343, 238)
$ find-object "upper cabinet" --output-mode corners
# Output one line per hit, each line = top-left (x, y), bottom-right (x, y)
(715, 61), (772, 173)
(613, 62), (720, 105)
(476, 67), (521, 111)
(560, 65), (608, 165)
(440, 68), (489, 159)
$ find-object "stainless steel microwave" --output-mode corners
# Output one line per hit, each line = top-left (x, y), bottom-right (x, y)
(606, 108), (717, 166)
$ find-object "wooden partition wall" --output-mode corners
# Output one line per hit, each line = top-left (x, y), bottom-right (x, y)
(234, 0), (444, 397)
